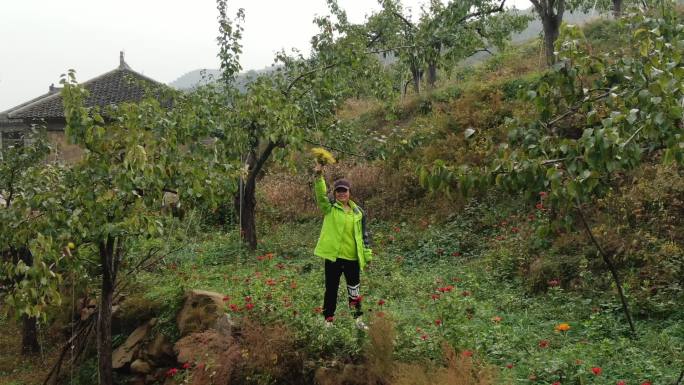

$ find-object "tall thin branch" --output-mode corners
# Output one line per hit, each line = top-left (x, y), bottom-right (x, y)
(577, 205), (637, 337)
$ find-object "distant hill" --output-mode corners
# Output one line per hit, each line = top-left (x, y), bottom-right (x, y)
(169, 67), (277, 91)
(169, 8), (605, 90)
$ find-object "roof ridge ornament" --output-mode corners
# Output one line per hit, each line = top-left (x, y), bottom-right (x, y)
(119, 51), (131, 70)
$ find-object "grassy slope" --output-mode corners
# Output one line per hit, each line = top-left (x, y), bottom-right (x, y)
(135, 210), (682, 384)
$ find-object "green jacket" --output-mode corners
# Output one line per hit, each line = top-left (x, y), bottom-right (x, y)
(313, 176), (373, 270)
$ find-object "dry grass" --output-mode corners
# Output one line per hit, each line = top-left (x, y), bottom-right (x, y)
(337, 98), (384, 121)
(314, 315), (500, 385)
(0, 318), (62, 385)
(239, 317), (304, 384)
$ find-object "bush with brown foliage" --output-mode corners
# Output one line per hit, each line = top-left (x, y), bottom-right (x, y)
(314, 315), (499, 385)
(238, 317), (304, 385)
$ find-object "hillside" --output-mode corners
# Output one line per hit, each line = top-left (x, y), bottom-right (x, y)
(1, 9), (682, 385)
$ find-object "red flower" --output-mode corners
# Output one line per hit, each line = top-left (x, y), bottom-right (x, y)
(431, 294), (441, 300)
(244, 296), (252, 303)
(378, 299), (386, 306)
(166, 368), (178, 377)
(222, 295), (230, 302)
(491, 316), (502, 323)
(245, 303), (254, 310)
(265, 278), (276, 286)
(539, 191), (548, 198)
(552, 382), (561, 385)
(591, 367), (602, 376)
(548, 279), (560, 287)
(276, 262), (285, 270)
(420, 334), (429, 340)
(435, 319), (442, 326)
(451, 251), (461, 257)
(506, 363), (514, 369)
(461, 290), (471, 297)
(290, 281), (298, 289)
(229, 304), (240, 312)
(182, 362), (191, 369)
(535, 202), (544, 210)
(462, 350), (473, 358)
(641, 382), (650, 385)
(314, 306), (322, 314)
(617, 381), (626, 385)
(393, 226), (401, 232)
(511, 227), (519, 233)
(538, 339), (549, 348)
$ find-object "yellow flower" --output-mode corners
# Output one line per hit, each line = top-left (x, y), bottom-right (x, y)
(310, 147), (336, 165)
(67, 242), (76, 250)
(555, 323), (571, 332)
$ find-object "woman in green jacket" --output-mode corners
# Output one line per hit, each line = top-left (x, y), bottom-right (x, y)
(313, 164), (372, 328)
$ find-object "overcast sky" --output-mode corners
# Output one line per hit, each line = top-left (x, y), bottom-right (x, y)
(0, 0), (530, 112)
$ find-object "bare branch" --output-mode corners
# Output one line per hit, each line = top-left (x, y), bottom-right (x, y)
(390, 10), (415, 29)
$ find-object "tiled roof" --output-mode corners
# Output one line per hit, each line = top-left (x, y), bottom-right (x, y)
(6, 59), (164, 120)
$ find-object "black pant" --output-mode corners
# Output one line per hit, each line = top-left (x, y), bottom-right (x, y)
(323, 259), (362, 319)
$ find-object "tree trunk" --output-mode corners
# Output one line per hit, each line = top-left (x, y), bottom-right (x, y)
(541, 16), (560, 65)
(240, 176), (257, 250)
(612, 0), (623, 17)
(410, 63), (422, 94)
(235, 140), (279, 251)
(427, 62), (437, 89)
(21, 314), (40, 355)
(97, 238), (117, 385)
(16, 247), (40, 355)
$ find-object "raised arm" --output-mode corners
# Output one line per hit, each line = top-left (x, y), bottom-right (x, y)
(314, 174), (333, 214)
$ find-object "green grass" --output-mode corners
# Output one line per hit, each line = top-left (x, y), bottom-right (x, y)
(134, 216), (683, 385)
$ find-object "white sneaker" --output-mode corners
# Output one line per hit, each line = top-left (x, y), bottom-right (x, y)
(355, 318), (368, 331)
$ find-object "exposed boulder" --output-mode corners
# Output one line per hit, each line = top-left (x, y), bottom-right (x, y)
(130, 359), (152, 375)
(112, 318), (156, 369)
(176, 290), (234, 337)
(143, 333), (175, 366)
(174, 330), (241, 385)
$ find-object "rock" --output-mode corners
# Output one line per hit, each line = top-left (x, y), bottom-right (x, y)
(112, 318), (156, 369)
(176, 290), (233, 336)
(130, 359), (152, 375)
(144, 333), (175, 365)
